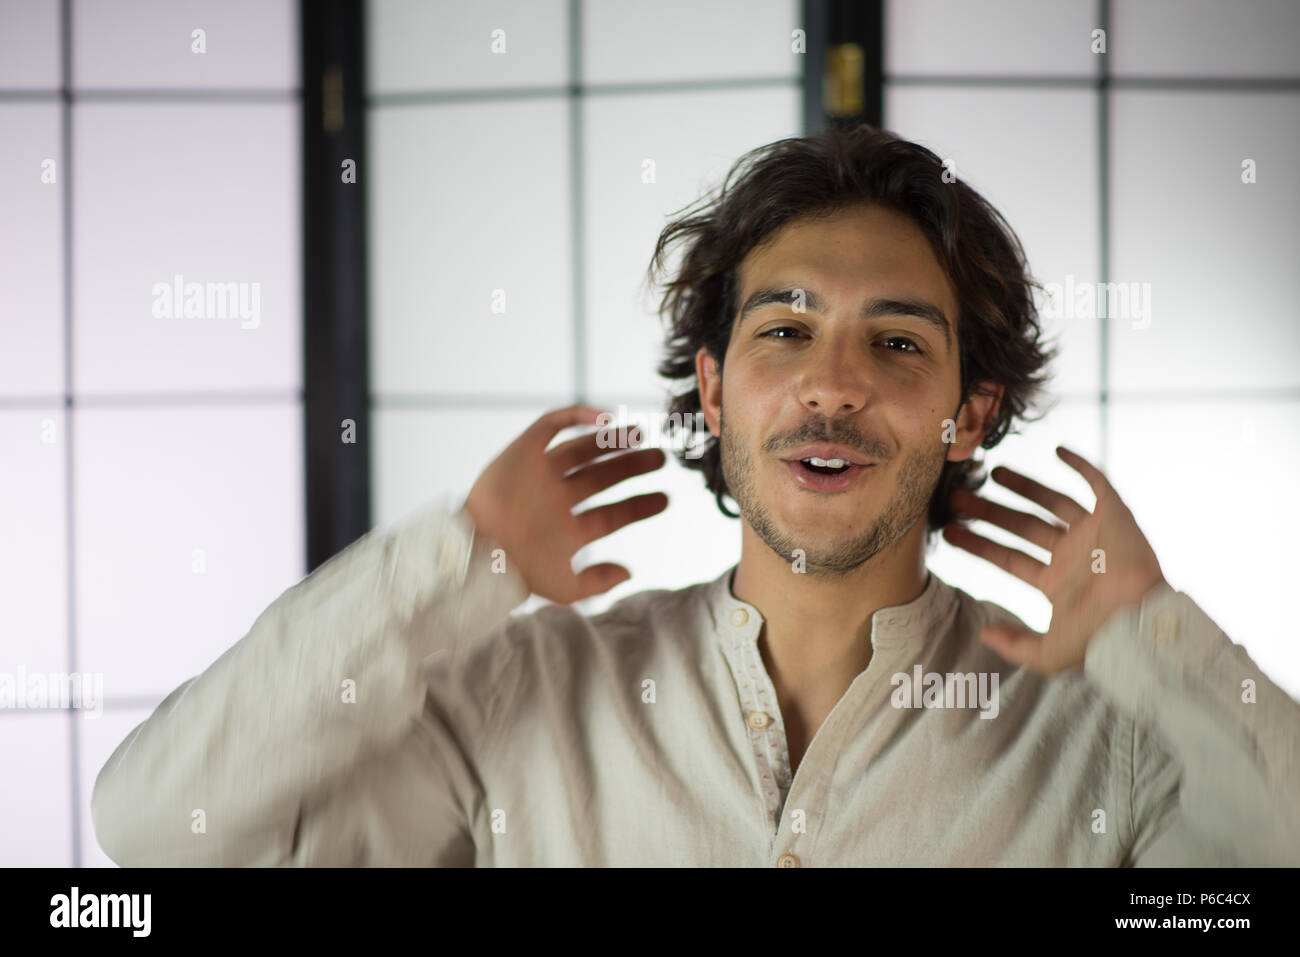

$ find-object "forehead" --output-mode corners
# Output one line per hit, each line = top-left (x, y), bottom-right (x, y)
(736, 203), (957, 318)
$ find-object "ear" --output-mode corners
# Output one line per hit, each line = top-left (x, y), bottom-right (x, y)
(695, 346), (723, 439)
(946, 381), (1004, 462)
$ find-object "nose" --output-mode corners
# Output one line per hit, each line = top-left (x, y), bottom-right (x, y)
(797, 337), (868, 416)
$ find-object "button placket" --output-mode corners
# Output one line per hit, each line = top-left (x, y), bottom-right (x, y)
(724, 605), (791, 834)
(742, 636), (793, 813)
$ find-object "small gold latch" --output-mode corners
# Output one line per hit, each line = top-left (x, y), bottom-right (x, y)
(824, 43), (864, 117)
(323, 65), (344, 133)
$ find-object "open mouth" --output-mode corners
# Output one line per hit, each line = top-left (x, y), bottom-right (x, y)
(785, 457), (872, 491)
(800, 457), (852, 475)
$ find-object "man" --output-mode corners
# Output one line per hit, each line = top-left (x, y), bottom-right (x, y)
(92, 124), (1300, 866)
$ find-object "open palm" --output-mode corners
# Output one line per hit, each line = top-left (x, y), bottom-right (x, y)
(942, 446), (1166, 675)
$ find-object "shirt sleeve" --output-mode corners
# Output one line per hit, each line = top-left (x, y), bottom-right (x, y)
(90, 497), (531, 866)
(1083, 580), (1300, 866)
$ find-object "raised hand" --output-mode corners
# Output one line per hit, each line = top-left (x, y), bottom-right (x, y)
(941, 445), (1166, 675)
(463, 404), (669, 604)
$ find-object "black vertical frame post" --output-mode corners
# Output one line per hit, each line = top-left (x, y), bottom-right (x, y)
(801, 0), (828, 135)
(802, 0), (883, 134)
(302, 0), (371, 571)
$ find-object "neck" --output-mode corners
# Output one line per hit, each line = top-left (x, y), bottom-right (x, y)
(730, 518), (930, 703)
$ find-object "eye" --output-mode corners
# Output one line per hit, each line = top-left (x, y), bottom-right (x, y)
(880, 336), (923, 355)
(759, 326), (807, 340)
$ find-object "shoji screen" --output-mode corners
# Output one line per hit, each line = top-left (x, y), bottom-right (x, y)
(885, 0), (1300, 695)
(365, 0), (803, 616)
(0, 0), (303, 866)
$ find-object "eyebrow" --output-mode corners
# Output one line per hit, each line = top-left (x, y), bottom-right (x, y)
(737, 284), (952, 348)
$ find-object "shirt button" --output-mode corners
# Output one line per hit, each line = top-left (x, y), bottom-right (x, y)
(747, 711), (771, 730)
(730, 607), (749, 627)
(777, 853), (799, 868)
(1153, 610), (1178, 644)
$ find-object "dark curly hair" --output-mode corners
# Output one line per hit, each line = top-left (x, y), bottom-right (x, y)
(643, 122), (1058, 543)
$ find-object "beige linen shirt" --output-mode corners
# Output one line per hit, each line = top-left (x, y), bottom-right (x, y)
(91, 497), (1300, 866)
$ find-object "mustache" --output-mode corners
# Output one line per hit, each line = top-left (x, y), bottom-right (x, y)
(765, 420), (885, 459)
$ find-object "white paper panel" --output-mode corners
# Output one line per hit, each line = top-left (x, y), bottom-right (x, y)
(0, 0), (60, 89)
(0, 103), (64, 397)
(1112, 0), (1300, 78)
(1108, 398), (1300, 699)
(1109, 91), (1300, 392)
(885, 0), (1100, 77)
(368, 99), (574, 396)
(72, 0), (296, 90)
(368, 0), (568, 94)
(0, 410), (68, 676)
(74, 404), (304, 699)
(72, 102), (301, 394)
(0, 713), (73, 866)
(583, 0), (800, 84)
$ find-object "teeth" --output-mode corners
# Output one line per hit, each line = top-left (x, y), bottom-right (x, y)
(804, 456), (849, 468)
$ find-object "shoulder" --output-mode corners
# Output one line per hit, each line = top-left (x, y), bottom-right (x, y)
(512, 575), (719, 657)
(421, 574), (723, 742)
(435, 573), (720, 683)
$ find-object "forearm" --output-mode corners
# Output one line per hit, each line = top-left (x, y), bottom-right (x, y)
(1085, 582), (1300, 865)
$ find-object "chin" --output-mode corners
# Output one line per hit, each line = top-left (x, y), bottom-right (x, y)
(772, 494), (863, 531)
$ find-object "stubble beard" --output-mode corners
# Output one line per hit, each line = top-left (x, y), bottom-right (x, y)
(718, 409), (947, 578)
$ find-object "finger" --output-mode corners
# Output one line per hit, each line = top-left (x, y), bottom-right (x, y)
(570, 562), (632, 602)
(527, 404), (610, 455)
(979, 621), (1049, 673)
(950, 487), (1068, 552)
(988, 465), (1090, 525)
(1054, 446), (1118, 505)
(942, 522), (1048, 589)
(548, 424), (646, 475)
(573, 491), (669, 546)
(564, 447), (667, 506)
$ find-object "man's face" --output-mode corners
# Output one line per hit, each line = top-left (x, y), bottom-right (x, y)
(696, 202), (993, 576)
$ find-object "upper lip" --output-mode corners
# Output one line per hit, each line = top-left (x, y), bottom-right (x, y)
(782, 443), (874, 467)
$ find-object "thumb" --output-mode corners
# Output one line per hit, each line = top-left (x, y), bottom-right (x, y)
(571, 562), (632, 602)
(979, 621), (1045, 671)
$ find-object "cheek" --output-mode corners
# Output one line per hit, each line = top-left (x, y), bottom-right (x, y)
(882, 414), (948, 463)
(730, 361), (773, 393)
(722, 369), (778, 421)
(887, 383), (951, 431)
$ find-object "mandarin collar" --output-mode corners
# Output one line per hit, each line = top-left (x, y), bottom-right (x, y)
(704, 562), (957, 650)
